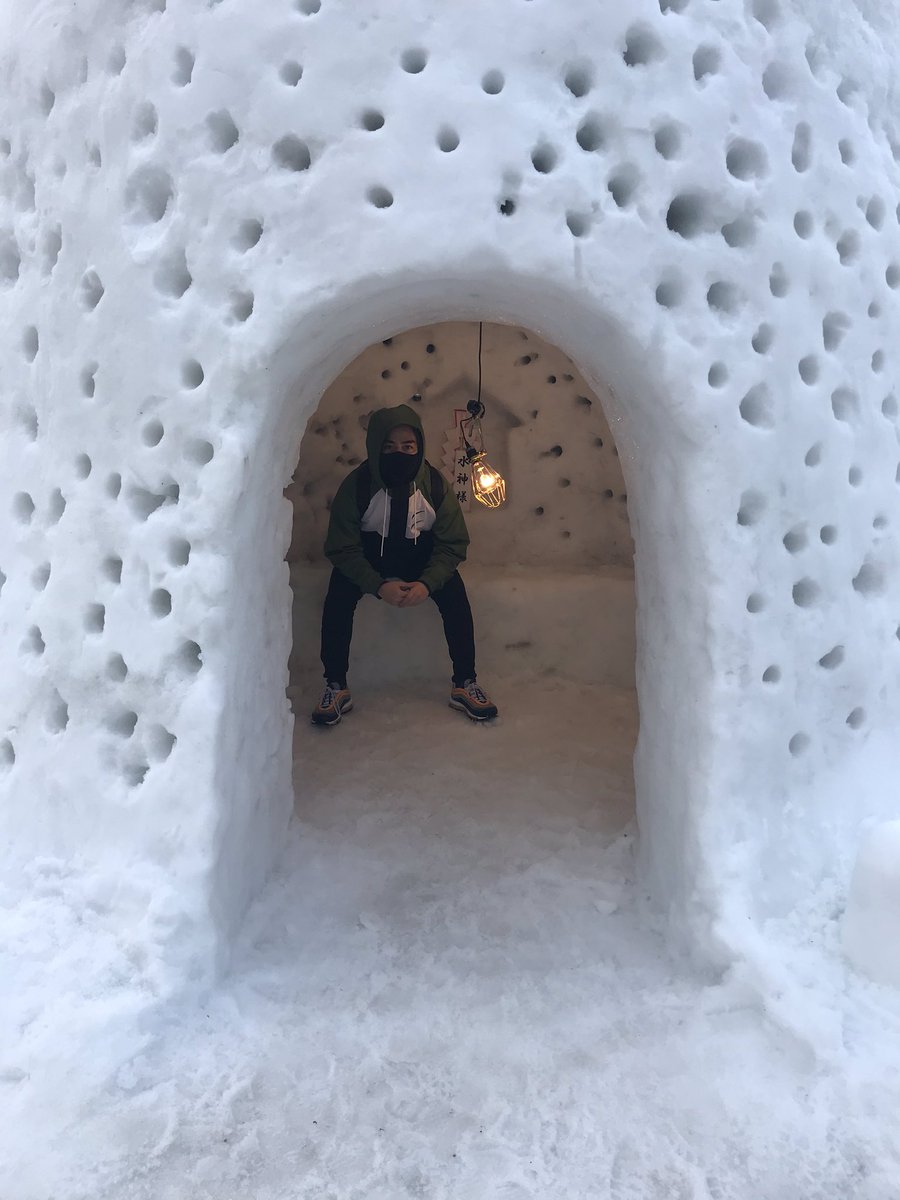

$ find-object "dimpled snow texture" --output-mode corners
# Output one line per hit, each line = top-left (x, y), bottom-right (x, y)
(1, 0), (900, 979)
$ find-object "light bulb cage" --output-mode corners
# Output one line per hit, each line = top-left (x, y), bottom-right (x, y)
(458, 322), (507, 507)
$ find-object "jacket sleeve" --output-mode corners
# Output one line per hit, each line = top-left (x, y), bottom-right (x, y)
(323, 471), (385, 595)
(419, 483), (470, 594)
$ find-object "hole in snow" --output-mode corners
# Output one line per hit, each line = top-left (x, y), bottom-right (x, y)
(168, 537), (191, 566)
(798, 355), (819, 384)
(106, 657), (127, 686)
(0, 739), (14, 770)
(296, 0), (321, 12)
(21, 626), (45, 656)
(846, 707), (866, 730)
(47, 692), (69, 734)
(438, 126), (460, 153)
(788, 732), (809, 757)
(360, 109), (384, 132)
(746, 593), (766, 613)
(883, 394), (898, 421)
(153, 247), (192, 297)
(367, 186), (393, 209)
(48, 488), (66, 523)
(0, 232), (21, 285)
(693, 45), (720, 82)
(79, 269), (104, 310)
(792, 578), (820, 607)
(13, 492), (35, 524)
(531, 143), (557, 173)
(848, 465), (863, 487)
(762, 61), (793, 99)
(726, 138), (767, 180)
(81, 363), (98, 398)
(666, 192), (712, 238)
(836, 230), (860, 264)
(231, 291), (254, 322)
(608, 167), (638, 208)
(838, 138), (855, 165)
(102, 555), (123, 584)
(481, 69), (504, 94)
(654, 123), (682, 159)
(751, 323), (774, 353)
(108, 709), (138, 738)
(865, 196), (885, 229)
(280, 61), (303, 86)
(182, 359), (204, 388)
(707, 280), (741, 313)
(576, 114), (608, 152)
(886, 263), (900, 289)
(769, 262), (789, 296)
(206, 110), (239, 153)
(819, 645), (844, 670)
(762, 665), (781, 683)
(126, 480), (179, 519)
(563, 64), (593, 97)
(566, 211), (591, 238)
(74, 453), (92, 479)
(708, 361), (728, 387)
(804, 443), (822, 467)
(655, 278), (682, 307)
(793, 210), (813, 238)
(791, 123), (811, 171)
(84, 603), (105, 633)
(233, 218), (263, 251)
(177, 640), (203, 674)
(172, 47), (194, 86)
(125, 166), (174, 224)
(22, 325), (38, 361)
(820, 525), (838, 545)
(822, 311), (850, 350)
(185, 439), (214, 465)
(401, 48), (428, 75)
(273, 136), (311, 172)
(831, 387), (860, 424)
(108, 45), (126, 75)
(623, 25), (665, 67)
(739, 383), (773, 428)
(123, 761), (149, 787)
(783, 525), (807, 553)
(142, 418), (164, 446)
(106, 473), (121, 500)
(150, 588), (172, 617)
(721, 214), (757, 247)
(131, 101), (158, 141)
(852, 561), (885, 596)
(737, 490), (765, 525)
(147, 725), (177, 762)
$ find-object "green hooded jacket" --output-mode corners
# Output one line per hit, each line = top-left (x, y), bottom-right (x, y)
(323, 404), (470, 595)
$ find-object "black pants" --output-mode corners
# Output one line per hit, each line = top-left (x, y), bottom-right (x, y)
(320, 569), (476, 687)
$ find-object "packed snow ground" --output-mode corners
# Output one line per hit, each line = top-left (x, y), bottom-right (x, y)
(3, 675), (900, 1199)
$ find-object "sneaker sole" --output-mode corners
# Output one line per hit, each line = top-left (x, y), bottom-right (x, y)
(449, 698), (497, 721)
(311, 700), (353, 727)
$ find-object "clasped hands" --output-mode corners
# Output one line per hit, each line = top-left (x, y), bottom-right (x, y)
(378, 580), (429, 608)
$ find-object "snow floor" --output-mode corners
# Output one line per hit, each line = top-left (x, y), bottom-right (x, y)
(5, 676), (900, 1199)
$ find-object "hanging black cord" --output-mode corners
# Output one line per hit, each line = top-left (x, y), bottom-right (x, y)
(462, 322), (485, 458)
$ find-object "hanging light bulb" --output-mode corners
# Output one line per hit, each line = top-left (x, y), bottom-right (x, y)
(461, 322), (507, 508)
(470, 451), (506, 507)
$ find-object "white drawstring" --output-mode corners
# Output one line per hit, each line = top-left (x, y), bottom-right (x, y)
(380, 488), (388, 558)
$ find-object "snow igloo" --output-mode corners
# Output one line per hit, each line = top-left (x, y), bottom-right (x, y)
(3, 0), (900, 983)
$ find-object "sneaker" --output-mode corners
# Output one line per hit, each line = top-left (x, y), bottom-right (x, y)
(449, 679), (498, 721)
(311, 682), (353, 726)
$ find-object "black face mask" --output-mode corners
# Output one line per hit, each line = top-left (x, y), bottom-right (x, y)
(380, 451), (420, 488)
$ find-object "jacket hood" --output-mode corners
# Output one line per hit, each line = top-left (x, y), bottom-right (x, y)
(365, 404), (426, 490)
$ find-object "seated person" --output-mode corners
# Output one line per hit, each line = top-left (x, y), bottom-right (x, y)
(312, 403), (498, 726)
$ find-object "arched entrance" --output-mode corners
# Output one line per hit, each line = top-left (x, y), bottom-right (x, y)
(210, 270), (719, 969)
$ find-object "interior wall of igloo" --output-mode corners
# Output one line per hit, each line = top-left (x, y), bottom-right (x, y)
(286, 321), (636, 693)
(3, 0), (900, 981)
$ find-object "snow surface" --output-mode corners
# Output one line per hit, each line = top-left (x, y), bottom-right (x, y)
(843, 821), (900, 988)
(4, 678), (900, 1199)
(3, 0), (900, 1189)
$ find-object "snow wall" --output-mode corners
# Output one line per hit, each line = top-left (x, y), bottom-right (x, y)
(286, 321), (636, 693)
(2, 0), (900, 982)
